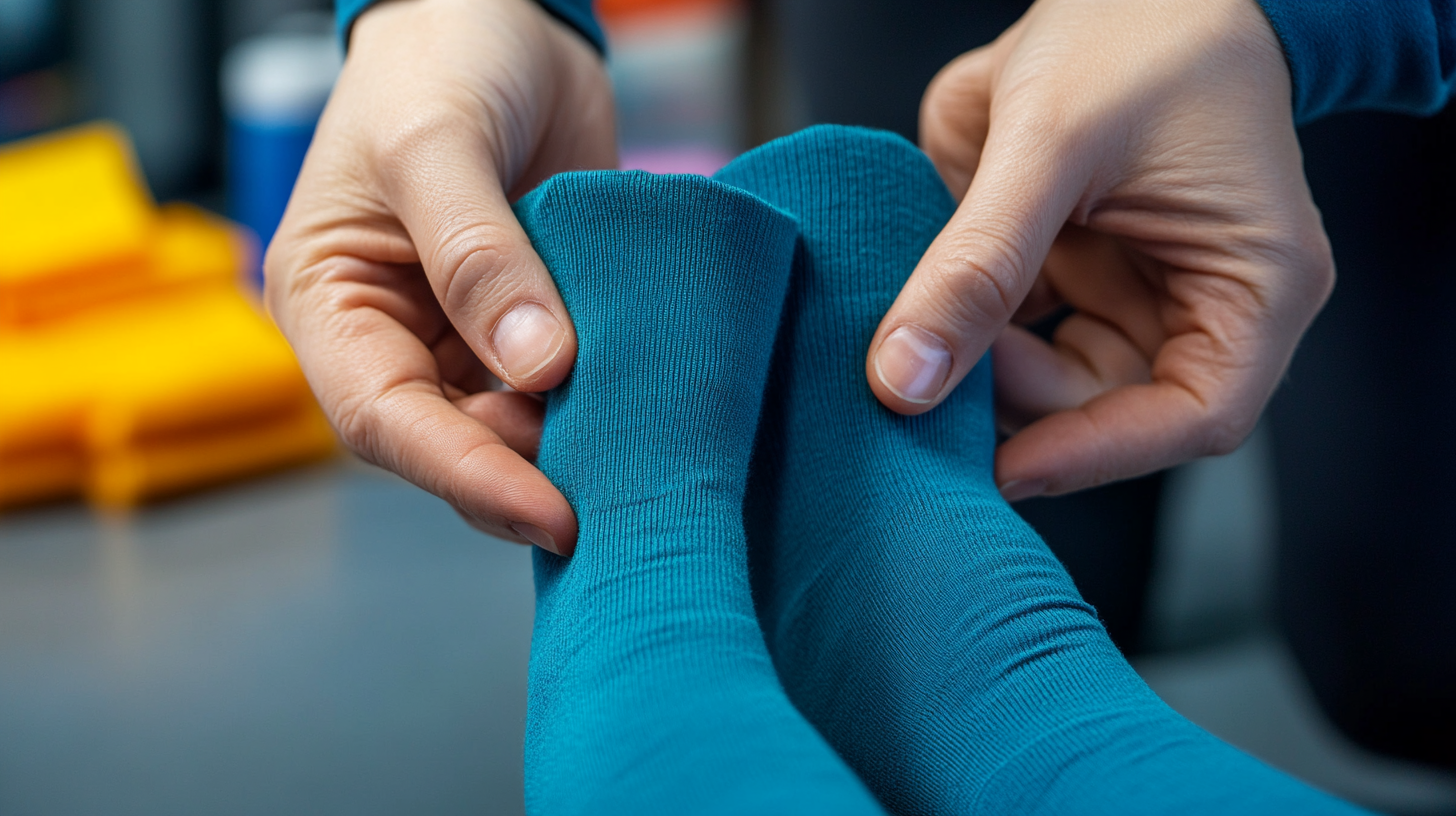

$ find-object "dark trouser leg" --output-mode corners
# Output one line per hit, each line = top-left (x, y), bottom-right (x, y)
(1271, 108), (1456, 770)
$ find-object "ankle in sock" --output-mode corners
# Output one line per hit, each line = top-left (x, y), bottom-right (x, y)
(516, 170), (886, 816)
(716, 125), (1367, 815)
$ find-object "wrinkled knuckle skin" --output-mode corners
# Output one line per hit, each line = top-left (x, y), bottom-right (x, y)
(260, 238), (303, 320)
(927, 232), (1032, 330)
(328, 388), (387, 467)
(372, 110), (458, 180)
(439, 241), (524, 323)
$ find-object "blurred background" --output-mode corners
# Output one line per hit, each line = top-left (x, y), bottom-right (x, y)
(3, 0), (1455, 814)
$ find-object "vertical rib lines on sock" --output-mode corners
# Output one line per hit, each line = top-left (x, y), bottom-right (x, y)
(516, 169), (885, 816)
(719, 125), (1366, 816)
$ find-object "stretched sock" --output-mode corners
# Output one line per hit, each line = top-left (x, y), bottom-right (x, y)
(516, 171), (886, 816)
(716, 125), (1367, 815)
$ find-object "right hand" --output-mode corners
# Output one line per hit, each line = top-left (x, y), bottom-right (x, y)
(265, 0), (615, 556)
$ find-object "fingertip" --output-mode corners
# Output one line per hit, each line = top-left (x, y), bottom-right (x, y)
(867, 322), (955, 415)
(997, 478), (1047, 503)
(513, 503), (579, 557)
(510, 521), (562, 555)
(489, 298), (578, 391)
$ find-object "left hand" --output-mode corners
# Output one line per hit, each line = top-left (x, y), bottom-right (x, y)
(866, 0), (1333, 500)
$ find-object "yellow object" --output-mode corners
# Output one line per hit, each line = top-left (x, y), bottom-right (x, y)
(0, 124), (158, 325)
(89, 403), (335, 509)
(0, 447), (86, 508)
(0, 122), (335, 511)
(3, 201), (252, 325)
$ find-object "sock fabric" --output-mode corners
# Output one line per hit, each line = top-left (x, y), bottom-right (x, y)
(716, 125), (1368, 815)
(516, 171), (886, 816)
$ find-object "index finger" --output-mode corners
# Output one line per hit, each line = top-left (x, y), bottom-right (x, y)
(271, 254), (578, 554)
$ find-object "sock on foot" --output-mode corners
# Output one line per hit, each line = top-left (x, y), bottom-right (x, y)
(716, 125), (1368, 816)
(516, 170), (886, 816)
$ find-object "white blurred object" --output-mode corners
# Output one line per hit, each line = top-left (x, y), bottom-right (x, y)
(221, 14), (342, 127)
(603, 0), (747, 175)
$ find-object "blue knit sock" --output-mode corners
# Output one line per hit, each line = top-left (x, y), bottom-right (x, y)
(515, 171), (886, 816)
(717, 125), (1367, 815)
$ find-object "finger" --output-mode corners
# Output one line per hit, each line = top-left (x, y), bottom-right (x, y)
(992, 317), (1151, 433)
(431, 328), (499, 395)
(870, 99), (1094, 415)
(275, 255), (578, 555)
(994, 301), (1281, 502)
(919, 46), (998, 199)
(377, 119), (578, 394)
(1038, 224), (1165, 353)
(995, 380), (1239, 503)
(454, 390), (545, 462)
(1009, 271), (1064, 327)
(994, 224), (1169, 431)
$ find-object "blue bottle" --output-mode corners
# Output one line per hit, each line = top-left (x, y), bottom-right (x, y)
(222, 27), (341, 286)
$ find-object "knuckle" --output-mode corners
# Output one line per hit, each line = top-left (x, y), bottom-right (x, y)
(328, 387), (382, 462)
(1262, 214), (1336, 316)
(372, 109), (461, 177)
(1297, 228), (1337, 304)
(438, 241), (529, 321)
(926, 227), (1034, 328)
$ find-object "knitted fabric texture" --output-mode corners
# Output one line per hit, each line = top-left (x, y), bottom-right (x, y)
(516, 170), (885, 816)
(717, 125), (1368, 815)
(516, 124), (1368, 815)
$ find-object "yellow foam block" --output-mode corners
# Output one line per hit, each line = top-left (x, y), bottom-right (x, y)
(0, 446), (86, 509)
(0, 123), (158, 324)
(1, 283), (335, 509)
(149, 203), (253, 289)
(88, 401), (336, 509)
(0, 328), (90, 457)
(8, 285), (310, 449)
(2, 202), (250, 326)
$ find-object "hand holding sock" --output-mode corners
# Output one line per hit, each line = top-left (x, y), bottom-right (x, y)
(516, 125), (1368, 816)
(717, 125), (1367, 816)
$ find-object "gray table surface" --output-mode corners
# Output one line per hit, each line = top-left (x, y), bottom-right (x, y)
(3, 456), (1455, 816)
(0, 462), (535, 816)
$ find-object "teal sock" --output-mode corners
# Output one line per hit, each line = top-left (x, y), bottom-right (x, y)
(717, 125), (1368, 815)
(516, 171), (886, 816)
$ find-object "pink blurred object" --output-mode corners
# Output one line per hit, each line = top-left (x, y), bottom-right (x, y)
(619, 146), (735, 176)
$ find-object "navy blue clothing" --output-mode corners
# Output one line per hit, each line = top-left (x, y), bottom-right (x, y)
(1260, 0), (1456, 123)
(334, 0), (1456, 121)
(333, 0), (604, 52)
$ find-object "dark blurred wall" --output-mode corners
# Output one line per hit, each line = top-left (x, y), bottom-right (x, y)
(73, 0), (217, 196)
(60, 0), (327, 198)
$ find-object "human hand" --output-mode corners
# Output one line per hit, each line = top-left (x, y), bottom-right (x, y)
(868, 0), (1332, 500)
(265, 0), (615, 554)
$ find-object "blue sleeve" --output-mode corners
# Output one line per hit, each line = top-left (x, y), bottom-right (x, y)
(334, 0), (604, 54)
(1257, 0), (1456, 123)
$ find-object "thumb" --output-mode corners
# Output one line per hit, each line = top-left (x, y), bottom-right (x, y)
(384, 124), (577, 393)
(868, 110), (1090, 414)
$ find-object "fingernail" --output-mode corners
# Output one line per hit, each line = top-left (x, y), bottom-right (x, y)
(492, 302), (566, 382)
(874, 325), (953, 404)
(999, 479), (1047, 502)
(511, 522), (560, 555)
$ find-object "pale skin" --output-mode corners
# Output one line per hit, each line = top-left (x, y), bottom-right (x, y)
(266, 0), (1332, 554)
